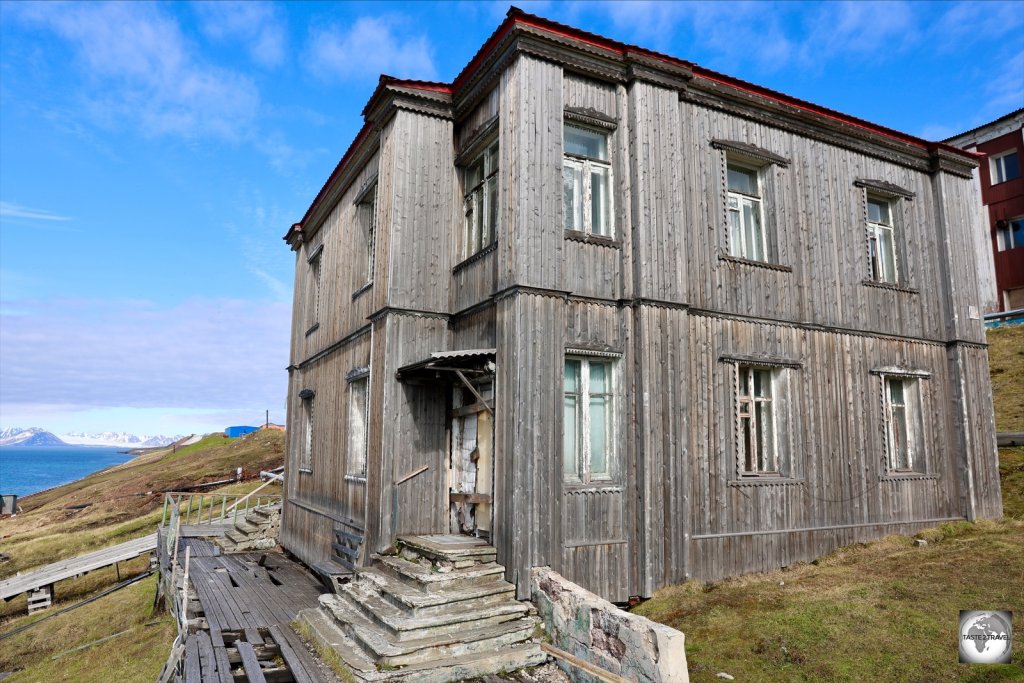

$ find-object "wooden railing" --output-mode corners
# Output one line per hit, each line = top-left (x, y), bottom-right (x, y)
(159, 491), (282, 529)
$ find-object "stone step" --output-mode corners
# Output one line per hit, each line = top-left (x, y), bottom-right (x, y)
(318, 594), (538, 668)
(397, 535), (497, 564)
(248, 506), (277, 520)
(388, 642), (547, 683)
(359, 567), (515, 617)
(373, 554), (505, 593)
(234, 519), (262, 535)
(297, 607), (385, 679)
(225, 529), (249, 544)
(334, 582), (530, 642)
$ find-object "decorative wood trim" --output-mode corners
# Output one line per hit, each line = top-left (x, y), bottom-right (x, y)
(728, 478), (805, 487)
(861, 279), (919, 294)
(563, 486), (624, 495)
(854, 178), (916, 199)
(350, 284), (374, 303)
(352, 176), (378, 205)
(869, 366), (932, 378)
(455, 116), (499, 166)
(880, 473), (939, 482)
(719, 353), (802, 369)
(296, 324), (371, 370)
(368, 306), (450, 323)
(563, 539), (628, 548)
(343, 474), (368, 485)
(564, 230), (621, 248)
(565, 346), (623, 358)
(346, 366), (370, 382)
(305, 244), (324, 263)
(711, 138), (790, 167)
(718, 253), (794, 272)
(452, 241), (498, 273)
(304, 322), (320, 337)
(564, 106), (617, 130)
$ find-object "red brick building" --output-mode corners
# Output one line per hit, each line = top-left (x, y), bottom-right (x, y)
(948, 109), (1024, 312)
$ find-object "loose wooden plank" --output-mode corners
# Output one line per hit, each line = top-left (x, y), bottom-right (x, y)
(235, 640), (268, 683)
(183, 636), (201, 683)
(268, 625), (317, 683)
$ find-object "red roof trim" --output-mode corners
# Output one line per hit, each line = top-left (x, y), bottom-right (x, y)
(291, 6), (977, 237)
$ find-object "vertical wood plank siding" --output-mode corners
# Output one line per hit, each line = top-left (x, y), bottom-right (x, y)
(281, 43), (1000, 601)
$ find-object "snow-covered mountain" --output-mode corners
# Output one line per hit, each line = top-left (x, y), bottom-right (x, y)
(0, 427), (66, 447)
(60, 432), (183, 448)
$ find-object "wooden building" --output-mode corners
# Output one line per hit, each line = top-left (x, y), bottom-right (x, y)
(280, 8), (1002, 602)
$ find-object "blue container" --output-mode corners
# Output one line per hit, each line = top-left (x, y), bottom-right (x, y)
(225, 426), (259, 438)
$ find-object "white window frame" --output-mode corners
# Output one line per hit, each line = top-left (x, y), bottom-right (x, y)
(463, 139), (498, 259)
(305, 246), (322, 333)
(990, 149), (1020, 185)
(726, 162), (766, 261)
(357, 186), (376, 286)
(866, 194), (899, 283)
(736, 365), (780, 476)
(563, 123), (614, 238)
(347, 374), (369, 477)
(996, 216), (1024, 251)
(300, 392), (314, 472)
(563, 356), (615, 484)
(881, 375), (923, 473)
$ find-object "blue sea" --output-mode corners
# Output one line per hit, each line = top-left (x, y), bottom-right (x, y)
(0, 446), (139, 498)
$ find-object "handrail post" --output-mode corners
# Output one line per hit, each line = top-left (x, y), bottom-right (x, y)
(161, 496), (169, 527)
(220, 495), (227, 521)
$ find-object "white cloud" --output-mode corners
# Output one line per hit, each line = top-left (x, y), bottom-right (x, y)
(306, 16), (437, 82)
(0, 297), (290, 413)
(795, 1), (918, 69)
(195, 1), (287, 68)
(930, 1), (1024, 52)
(12, 2), (260, 141)
(0, 202), (71, 222)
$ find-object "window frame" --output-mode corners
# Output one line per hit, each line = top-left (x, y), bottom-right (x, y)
(563, 355), (617, 485)
(347, 370), (370, 478)
(305, 245), (323, 335)
(866, 194), (899, 284)
(871, 368), (931, 478)
(299, 389), (315, 473)
(736, 364), (780, 477)
(726, 161), (767, 262)
(462, 138), (499, 260)
(563, 122), (614, 239)
(355, 183), (377, 287)
(990, 149), (1020, 185)
(996, 216), (1024, 251)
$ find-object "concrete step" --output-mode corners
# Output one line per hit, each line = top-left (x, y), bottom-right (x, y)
(359, 567), (515, 617)
(373, 555), (505, 593)
(397, 535), (496, 564)
(334, 582), (530, 642)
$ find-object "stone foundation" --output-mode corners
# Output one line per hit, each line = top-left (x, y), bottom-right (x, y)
(531, 567), (688, 683)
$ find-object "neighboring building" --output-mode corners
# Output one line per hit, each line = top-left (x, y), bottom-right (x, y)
(225, 426), (259, 438)
(947, 109), (1024, 313)
(281, 8), (1002, 602)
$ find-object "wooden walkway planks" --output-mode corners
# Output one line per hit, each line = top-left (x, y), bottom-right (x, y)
(175, 543), (330, 682)
(0, 533), (156, 600)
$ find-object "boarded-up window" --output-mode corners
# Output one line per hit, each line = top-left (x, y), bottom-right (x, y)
(348, 375), (369, 476)
(564, 358), (614, 482)
(357, 185), (377, 285)
(738, 365), (777, 474)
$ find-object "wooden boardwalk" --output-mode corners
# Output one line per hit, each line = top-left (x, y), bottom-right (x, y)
(172, 535), (333, 682)
(0, 532), (157, 601)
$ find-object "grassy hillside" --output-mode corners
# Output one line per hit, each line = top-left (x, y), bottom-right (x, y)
(988, 324), (1024, 432)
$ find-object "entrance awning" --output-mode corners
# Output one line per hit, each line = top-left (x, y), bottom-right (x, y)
(395, 348), (496, 383)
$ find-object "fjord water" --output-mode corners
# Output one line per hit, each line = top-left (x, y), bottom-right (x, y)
(0, 446), (137, 498)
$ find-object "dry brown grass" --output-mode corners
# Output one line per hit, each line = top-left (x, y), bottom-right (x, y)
(988, 325), (1024, 432)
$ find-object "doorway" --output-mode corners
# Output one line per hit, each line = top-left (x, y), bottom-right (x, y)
(448, 379), (494, 540)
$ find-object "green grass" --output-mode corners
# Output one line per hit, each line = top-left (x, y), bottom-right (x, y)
(0, 575), (176, 682)
(988, 325), (1024, 433)
(634, 520), (1024, 682)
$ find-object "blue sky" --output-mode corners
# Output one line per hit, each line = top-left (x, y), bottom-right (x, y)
(1, 1), (1022, 437)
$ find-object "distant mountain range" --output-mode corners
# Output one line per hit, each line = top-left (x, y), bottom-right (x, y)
(0, 427), (183, 448)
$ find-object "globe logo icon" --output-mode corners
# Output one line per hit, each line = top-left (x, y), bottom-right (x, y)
(959, 610), (1012, 664)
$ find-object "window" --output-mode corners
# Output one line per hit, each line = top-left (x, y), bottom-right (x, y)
(348, 375), (369, 476)
(357, 185), (376, 285)
(306, 248), (322, 332)
(299, 390), (314, 472)
(727, 163), (766, 261)
(563, 358), (614, 482)
(737, 366), (778, 475)
(990, 149), (1020, 185)
(882, 376), (924, 473)
(563, 123), (612, 237)
(463, 140), (498, 258)
(996, 217), (1024, 251)
(866, 195), (899, 283)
